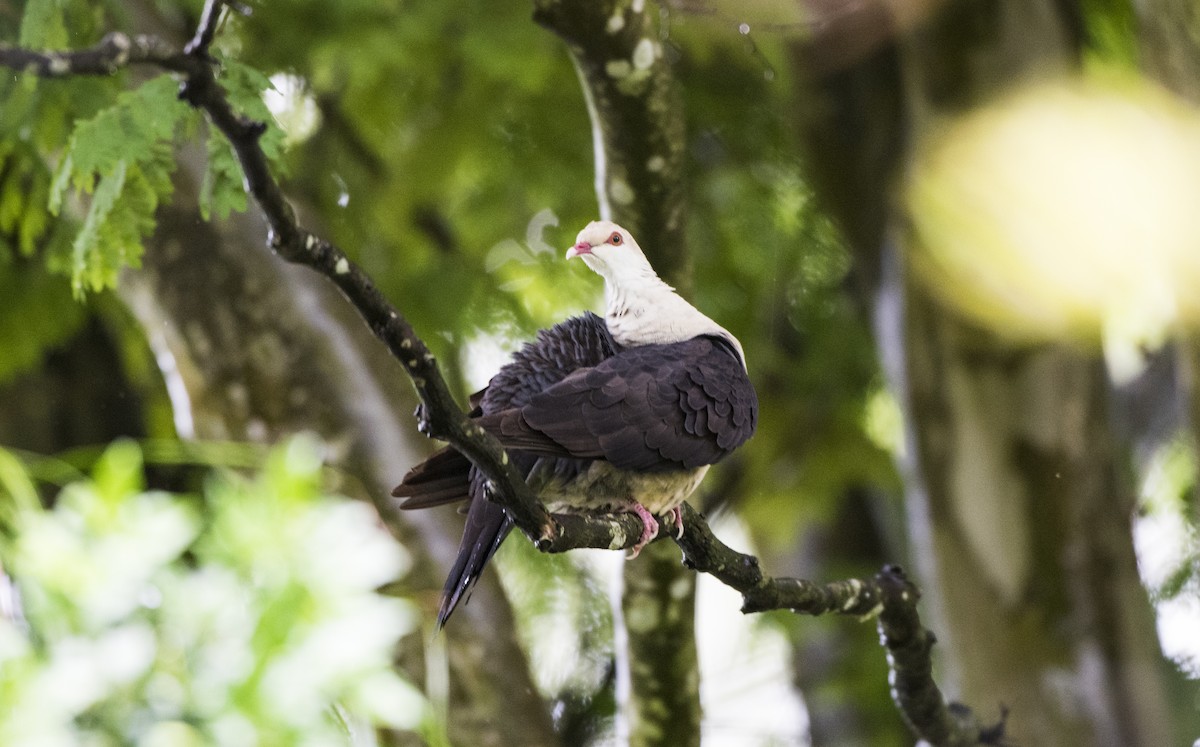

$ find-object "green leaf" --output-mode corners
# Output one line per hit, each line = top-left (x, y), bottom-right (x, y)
(17, 0), (68, 48)
(57, 75), (189, 196)
(52, 75), (192, 294)
(48, 151), (71, 215)
(0, 144), (53, 257)
(70, 159), (126, 293)
(200, 126), (248, 221)
(0, 448), (40, 521)
(0, 260), (86, 386)
(90, 439), (145, 507)
(214, 58), (288, 175)
(66, 160), (166, 296)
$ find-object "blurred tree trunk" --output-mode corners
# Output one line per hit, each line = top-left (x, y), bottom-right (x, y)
(533, 1), (702, 744)
(793, 1), (1174, 745)
(1139, 0), (1200, 529)
(782, 488), (910, 747)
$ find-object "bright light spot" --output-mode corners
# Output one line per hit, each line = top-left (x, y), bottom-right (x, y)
(263, 74), (321, 147)
(459, 325), (522, 393)
(907, 77), (1200, 356)
(863, 384), (905, 459)
(698, 515), (810, 745)
(632, 38), (657, 71)
(1135, 438), (1200, 676)
(334, 173), (350, 208)
(153, 338), (194, 439)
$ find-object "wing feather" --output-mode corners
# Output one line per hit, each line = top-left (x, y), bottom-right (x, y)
(480, 335), (757, 472)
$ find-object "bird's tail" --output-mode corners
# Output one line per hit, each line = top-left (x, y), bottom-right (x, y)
(393, 447), (514, 627)
(436, 482), (513, 627)
(392, 446), (473, 507)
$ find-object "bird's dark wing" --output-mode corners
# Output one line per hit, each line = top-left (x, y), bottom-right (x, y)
(478, 336), (758, 472)
(482, 311), (618, 412)
(391, 312), (617, 627)
(394, 312), (617, 506)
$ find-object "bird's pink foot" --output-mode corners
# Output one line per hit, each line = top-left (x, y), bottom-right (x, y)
(625, 503), (660, 559)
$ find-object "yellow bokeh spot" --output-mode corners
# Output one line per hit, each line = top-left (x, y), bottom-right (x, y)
(906, 76), (1200, 368)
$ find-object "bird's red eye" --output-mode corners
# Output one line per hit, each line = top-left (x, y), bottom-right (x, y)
(609, 232), (623, 245)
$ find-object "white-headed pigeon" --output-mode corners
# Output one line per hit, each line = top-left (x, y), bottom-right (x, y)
(394, 221), (757, 626)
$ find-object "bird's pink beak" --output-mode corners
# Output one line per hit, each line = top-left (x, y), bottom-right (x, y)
(566, 241), (592, 260)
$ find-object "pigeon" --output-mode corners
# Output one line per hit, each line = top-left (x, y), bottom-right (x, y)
(393, 220), (757, 626)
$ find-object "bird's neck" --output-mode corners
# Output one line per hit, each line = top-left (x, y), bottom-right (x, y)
(603, 276), (746, 368)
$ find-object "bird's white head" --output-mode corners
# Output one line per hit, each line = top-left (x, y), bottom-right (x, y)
(565, 220), (659, 287)
(564, 220), (746, 368)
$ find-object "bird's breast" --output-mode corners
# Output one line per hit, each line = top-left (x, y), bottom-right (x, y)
(535, 462), (710, 516)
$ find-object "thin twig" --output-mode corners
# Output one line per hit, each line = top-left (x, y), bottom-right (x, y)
(183, 0), (224, 57)
(676, 504), (1007, 745)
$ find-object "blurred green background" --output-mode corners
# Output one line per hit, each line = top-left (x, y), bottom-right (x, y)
(2, 0), (1199, 745)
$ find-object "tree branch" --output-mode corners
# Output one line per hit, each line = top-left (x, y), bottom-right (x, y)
(1, 8), (1006, 745)
(675, 504), (1007, 746)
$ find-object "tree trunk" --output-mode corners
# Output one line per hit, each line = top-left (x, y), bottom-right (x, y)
(899, 297), (1170, 747)
(1139, 0), (1200, 530)
(534, 1), (702, 744)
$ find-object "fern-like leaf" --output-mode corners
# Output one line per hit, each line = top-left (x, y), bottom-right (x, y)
(215, 58), (287, 175)
(50, 75), (192, 295)
(200, 126), (248, 221)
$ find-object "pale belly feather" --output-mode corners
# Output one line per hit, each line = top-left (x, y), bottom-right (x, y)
(532, 461), (710, 517)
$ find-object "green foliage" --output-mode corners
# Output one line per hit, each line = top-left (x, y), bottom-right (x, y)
(0, 437), (433, 744)
(199, 127), (247, 221)
(19, 0), (74, 49)
(1141, 437), (1200, 603)
(224, 0), (597, 387)
(0, 260), (86, 387)
(1080, 0), (1140, 70)
(197, 56), (290, 221)
(680, 34), (896, 543)
(213, 57), (287, 176)
(49, 75), (192, 296)
(0, 143), (53, 258)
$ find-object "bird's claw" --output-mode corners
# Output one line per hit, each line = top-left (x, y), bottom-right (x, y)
(669, 505), (685, 540)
